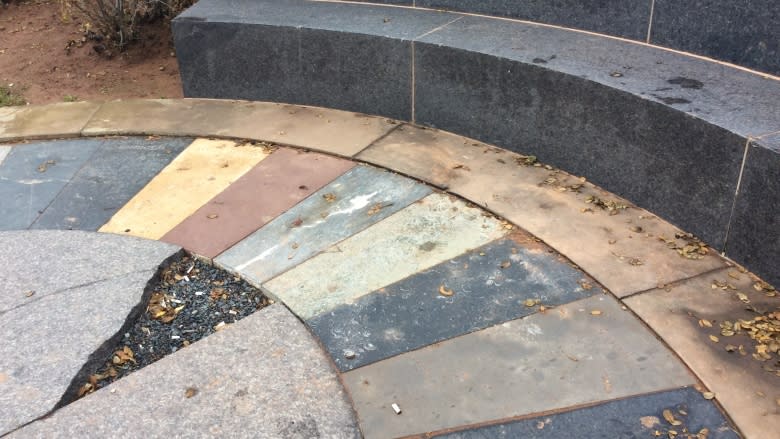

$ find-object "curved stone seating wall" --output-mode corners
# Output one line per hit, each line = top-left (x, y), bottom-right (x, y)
(172, 0), (780, 286)
(353, 0), (780, 76)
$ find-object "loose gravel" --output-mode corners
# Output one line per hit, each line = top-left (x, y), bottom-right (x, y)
(76, 253), (269, 398)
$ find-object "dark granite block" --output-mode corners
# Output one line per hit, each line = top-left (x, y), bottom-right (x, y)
(651, 0), (780, 76)
(414, 19), (752, 249)
(417, 0), (652, 40)
(30, 137), (192, 231)
(174, 0), (460, 120)
(0, 139), (100, 231)
(726, 140), (780, 287)
(308, 235), (601, 371)
(435, 387), (738, 438)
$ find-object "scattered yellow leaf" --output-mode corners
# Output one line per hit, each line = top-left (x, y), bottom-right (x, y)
(438, 285), (454, 297)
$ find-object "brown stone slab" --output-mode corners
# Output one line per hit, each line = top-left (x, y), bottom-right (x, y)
(358, 125), (727, 297)
(161, 148), (355, 258)
(82, 99), (397, 156)
(0, 102), (101, 142)
(625, 267), (780, 438)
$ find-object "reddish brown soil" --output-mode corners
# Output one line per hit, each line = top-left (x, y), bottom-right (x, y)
(0, 0), (183, 104)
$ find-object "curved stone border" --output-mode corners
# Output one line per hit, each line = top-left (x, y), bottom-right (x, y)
(170, 0), (780, 287)
(1, 100), (778, 436)
(348, 0), (780, 76)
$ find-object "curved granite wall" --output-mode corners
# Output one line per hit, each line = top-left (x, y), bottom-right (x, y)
(173, 0), (780, 285)
(356, 0), (780, 76)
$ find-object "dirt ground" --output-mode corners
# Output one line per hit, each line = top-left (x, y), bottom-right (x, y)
(0, 0), (183, 104)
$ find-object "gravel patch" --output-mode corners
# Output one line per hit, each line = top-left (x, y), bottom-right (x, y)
(74, 253), (269, 399)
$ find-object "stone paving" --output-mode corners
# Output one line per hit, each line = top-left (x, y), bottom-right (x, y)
(0, 100), (777, 438)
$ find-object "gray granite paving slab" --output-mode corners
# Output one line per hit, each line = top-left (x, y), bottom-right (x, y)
(0, 270), (155, 436)
(343, 295), (695, 438)
(435, 387), (738, 438)
(0, 139), (101, 230)
(0, 146), (10, 165)
(216, 164), (431, 284)
(0, 230), (179, 313)
(263, 193), (507, 320)
(31, 137), (193, 231)
(309, 234), (601, 371)
(10, 305), (360, 439)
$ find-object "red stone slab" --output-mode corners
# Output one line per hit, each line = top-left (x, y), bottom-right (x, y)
(161, 147), (355, 258)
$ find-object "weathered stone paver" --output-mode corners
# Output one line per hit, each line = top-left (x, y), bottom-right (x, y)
(100, 138), (268, 240)
(82, 99), (396, 156)
(0, 271), (156, 436)
(435, 387), (737, 438)
(625, 268), (780, 438)
(0, 230), (178, 313)
(0, 146), (10, 165)
(263, 193), (507, 319)
(217, 164), (431, 284)
(9, 305), (360, 439)
(0, 139), (101, 230)
(309, 233), (601, 371)
(0, 230), (178, 436)
(358, 124), (727, 297)
(0, 102), (101, 142)
(31, 137), (192, 231)
(161, 148), (355, 259)
(343, 295), (694, 438)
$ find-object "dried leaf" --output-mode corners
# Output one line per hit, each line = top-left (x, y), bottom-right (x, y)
(322, 193), (336, 203)
(206, 213), (218, 219)
(578, 280), (593, 290)
(438, 285), (454, 297)
(524, 298), (540, 308)
(698, 319), (712, 328)
(500, 260), (511, 269)
(184, 387), (198, 398)
(662, 409), (682, 426)
(709, 335), (719, 343)
(702, 392), (715, 400)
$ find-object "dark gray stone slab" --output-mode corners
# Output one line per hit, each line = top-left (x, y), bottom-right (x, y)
(651, 0), (780, 76)
(31, 137), (192, 231)
(725, 140), (780, 287)
(0, 230), (179, 313)
(417, 0), (651, 40)
(309, 234), (601, 371)
(174, 0), (459, 120)
(0, 139), (100, 230)
(9, 305), (360, 439)
(435, 387), (738, 438)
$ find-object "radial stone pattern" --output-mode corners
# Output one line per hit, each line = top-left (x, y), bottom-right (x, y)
(0, 132), (773, 439)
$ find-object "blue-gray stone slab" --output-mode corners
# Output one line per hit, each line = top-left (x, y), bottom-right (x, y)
(309, 234), (601, 371)
(30, 137), (192, 231)
(651, 0), (780, 76)
(417, 0), (652, 40)
(0, 139), (100, 231)
(725, 139), (780, 287)
(174, 0), (460, 120)
(216, 164), (431, 285)
(435, 387), (738, 438)
(414, 15), (773, 249)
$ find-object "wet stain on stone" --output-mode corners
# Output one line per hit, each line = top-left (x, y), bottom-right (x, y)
(653, 95), (692, 105)
(668, 77), (704, 89)
(532, 58), (547, 64)
(419, 241), (437, 252)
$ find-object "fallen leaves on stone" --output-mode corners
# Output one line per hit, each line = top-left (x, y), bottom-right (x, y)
(323, 193), (337, 203)
(438, 285), (454, 297)
(514, 154), (538, 166)
(660, 233), (709, 260)
(112, 346), (136, 366)
(148, 292), (185, 323)
(368, 202), (393, 216)
(36, 159), (55, 173)
(584, 195), (629, 215)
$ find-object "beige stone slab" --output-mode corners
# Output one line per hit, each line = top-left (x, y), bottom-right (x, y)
(358, 125), (727, 297)
(82, 99), (397, 156)
(100, 138), (270, 240)
(625, 268), (780, 439)
(0, 102), (101, 142)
